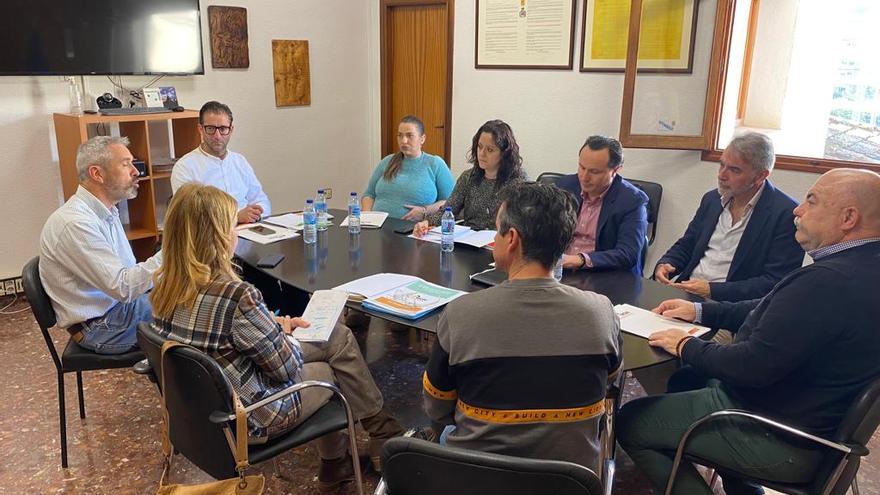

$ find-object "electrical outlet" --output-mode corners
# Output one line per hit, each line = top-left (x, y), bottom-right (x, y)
(0, 285), (5, 297)
(15, 278), (22, 294)
(323, 188), (332, 200)
(4, 280), (15, 295)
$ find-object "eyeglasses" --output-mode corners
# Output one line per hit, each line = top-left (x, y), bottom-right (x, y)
(202, 125), (232, 135)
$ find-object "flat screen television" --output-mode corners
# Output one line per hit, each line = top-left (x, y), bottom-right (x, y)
(0, 0), (204, 76)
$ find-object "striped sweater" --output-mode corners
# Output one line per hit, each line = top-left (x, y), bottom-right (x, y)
(424, 277), (621, 470)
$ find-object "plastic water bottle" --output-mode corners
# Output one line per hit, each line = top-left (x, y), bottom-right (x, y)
(315, 189), (329, 231)
(303, 199), (317, 244)
(441, 207), (455, 253)
(553, 255), (564, 281)
(348, 192), (361, 234)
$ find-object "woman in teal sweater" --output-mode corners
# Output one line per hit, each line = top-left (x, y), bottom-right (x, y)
(362, 115), (454, 220)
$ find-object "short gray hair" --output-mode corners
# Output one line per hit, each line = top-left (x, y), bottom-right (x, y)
(76, 136), (131, 181)
(728, 132), (775, 174)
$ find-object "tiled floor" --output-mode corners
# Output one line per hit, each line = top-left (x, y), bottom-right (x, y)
(1, 294), (877, 494)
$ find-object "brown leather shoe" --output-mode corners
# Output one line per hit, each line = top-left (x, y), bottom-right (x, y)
(317, 453), (355, 493)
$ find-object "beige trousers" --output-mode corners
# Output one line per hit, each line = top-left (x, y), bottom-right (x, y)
(268, 322), (385, 460)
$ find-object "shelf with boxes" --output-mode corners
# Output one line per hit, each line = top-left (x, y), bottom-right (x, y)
(53, 110), (201, 260)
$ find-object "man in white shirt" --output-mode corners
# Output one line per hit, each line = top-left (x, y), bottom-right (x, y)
(171, 101), (271, 224)
(653, 132), (802, 302)
(40, 136), (162, 354)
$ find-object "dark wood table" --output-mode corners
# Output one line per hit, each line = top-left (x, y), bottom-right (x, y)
(236, 209), (699, 371)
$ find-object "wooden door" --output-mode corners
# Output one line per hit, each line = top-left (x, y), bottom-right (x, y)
(381, 0), (453, 163)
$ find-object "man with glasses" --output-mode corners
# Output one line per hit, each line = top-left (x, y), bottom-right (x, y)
(172, 101), (271, 224)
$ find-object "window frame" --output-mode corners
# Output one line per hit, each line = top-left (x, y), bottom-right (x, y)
(619, 0), (880, 174)
(618, 0), (733, 150)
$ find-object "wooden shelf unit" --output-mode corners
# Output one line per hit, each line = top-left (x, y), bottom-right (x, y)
(53, 110), (200, 260)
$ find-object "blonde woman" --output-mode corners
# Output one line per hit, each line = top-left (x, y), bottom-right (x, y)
(150, 184), (405, 490)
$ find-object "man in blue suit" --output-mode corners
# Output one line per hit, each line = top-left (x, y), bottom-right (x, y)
(557, 135), (648, 276)
(654, 132), (803, 302)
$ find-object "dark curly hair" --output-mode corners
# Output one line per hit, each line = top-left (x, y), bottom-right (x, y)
(498, 182), (578, 269)
(466, 119), (523, 189)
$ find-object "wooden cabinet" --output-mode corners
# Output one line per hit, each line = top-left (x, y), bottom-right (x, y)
(53, 111), (201, 259)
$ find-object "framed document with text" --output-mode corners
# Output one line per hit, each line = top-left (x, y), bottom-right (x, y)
(580, 0), (698, 73)
(476, 0), (576, 69)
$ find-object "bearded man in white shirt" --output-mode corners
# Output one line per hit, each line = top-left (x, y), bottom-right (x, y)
(171, 101), (271, 224)
(40, 136), (162, 354)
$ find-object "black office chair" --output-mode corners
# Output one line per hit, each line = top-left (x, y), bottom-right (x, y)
(626, 179), (662, 276)
(136, 324), (364, 493)
(626, 179), (662, 246)
(665, 375), (880, 495)
(536, 171), (566, 186)
(375, 436), (606, 495)
(21, 256), (145, 468)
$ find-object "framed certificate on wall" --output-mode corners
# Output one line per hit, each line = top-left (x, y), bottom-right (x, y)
(580, 0), (698, 73)
(476, 0), (576, 69)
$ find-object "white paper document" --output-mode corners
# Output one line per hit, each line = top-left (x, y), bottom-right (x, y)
(613, 304), (710, 340)
(334, 273), (422, 300)
(236, 223), (299, 244)
(411, 226), (497, 248)
(289, 290), (348, 342)
(340, 211), (388, 228)
(264, 212), (333, 231)
(333, 273), (465, 319)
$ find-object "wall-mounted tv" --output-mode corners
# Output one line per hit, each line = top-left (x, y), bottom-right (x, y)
(0, 0), (204, 76)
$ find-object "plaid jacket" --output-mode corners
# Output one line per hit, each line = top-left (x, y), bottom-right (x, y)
(152, 279), (304, 441)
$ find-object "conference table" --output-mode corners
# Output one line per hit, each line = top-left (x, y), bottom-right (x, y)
(236, 209), (702, 372)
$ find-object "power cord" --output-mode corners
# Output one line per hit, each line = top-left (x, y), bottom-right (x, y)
(0, 294), (30, 315)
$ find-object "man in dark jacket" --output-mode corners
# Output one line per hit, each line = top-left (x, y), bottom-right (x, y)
(619, 168), (880, 495)
(557, 135), (648, 276)
(654, 132), (803, 301)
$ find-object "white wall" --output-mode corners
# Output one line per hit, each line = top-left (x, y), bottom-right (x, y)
(449, 0), (818, 269)
(0, 0), (826, 280)
(0, 0), (380, 279)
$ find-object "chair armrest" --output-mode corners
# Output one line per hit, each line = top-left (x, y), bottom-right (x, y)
(603, 459), (615, 495)
(678, 410), (854, 457)
(665, 409), (858, 495)
(209, 379), (366, 495)
(208, 379), (342, 423)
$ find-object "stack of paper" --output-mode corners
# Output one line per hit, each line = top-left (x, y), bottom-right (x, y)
(236, 223), (299, 244)
(264, 212), (334, 231)
(288, 290), (348, 342)
(340, 211), (388, 228)
(613, 304), (710, 339)
(411, 226), (497, 248)
(334, 273), (466, 320)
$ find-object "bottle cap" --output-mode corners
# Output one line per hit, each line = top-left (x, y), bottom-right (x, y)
(317, 189), (324, 194)
(350, 191), (357, 195)
(306, 199), (314, 204)
(445, 207), (452, 211)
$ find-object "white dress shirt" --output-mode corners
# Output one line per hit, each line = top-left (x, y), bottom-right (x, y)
(690, 183), (766, 283)
(171, 146), (271, 216)
(39, 186), (162, 328)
